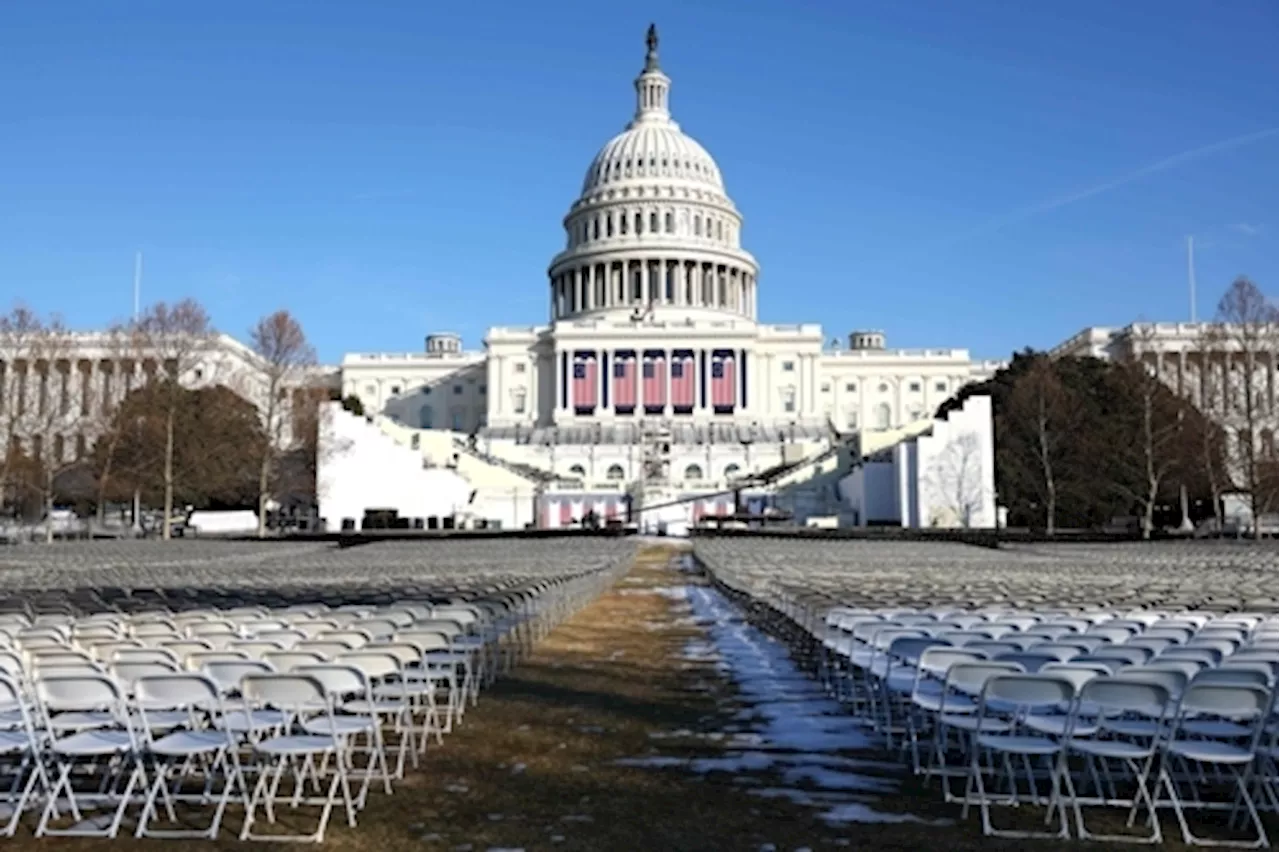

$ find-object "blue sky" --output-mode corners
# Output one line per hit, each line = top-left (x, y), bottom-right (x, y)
(2, 0), (1275, 363)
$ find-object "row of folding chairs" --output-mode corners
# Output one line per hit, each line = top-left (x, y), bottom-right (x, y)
(0, 552), (633, 839)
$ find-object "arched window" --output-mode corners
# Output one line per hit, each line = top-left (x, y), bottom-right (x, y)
(568, 464), (585, 478)
(664, 211), (674, 233)
(684, 464), (703, 481)
(606, 215), (614, 237)
(619, 211), (628, 235)
(419, 405), (434, 429)
(592, 218), (600, 239)
(632, 267), (642, 301)
(634, 212), (643, 234)
(874, 403), (891, 430)
(650, 211), (659, 232)
(694, 216), (702, 236)
(724, 463), (741, 480)
(606, 464), (625, 481)
(716, 219), (723, 239)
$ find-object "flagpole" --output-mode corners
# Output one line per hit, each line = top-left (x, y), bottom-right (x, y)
(133, 251), (142, 322)
(1186, 235), (1196, 323)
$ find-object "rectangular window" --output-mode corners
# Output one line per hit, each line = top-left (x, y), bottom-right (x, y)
(514, 363), (526, 373)
(642, 363), (655, 379)
(909, 382), (921, 392)
(390, 385), (401, 395)
(513, 389), (527, 414)
(453, 384), (463, 394)
(573, 364), (586, 379)
(845, 382), (857, 392)
(782, 361), (795, 372)
(820, 383), (830, 392)
(613, 363), (626, 378)
(711, 363), (724, 378)
(671, 362), (684, 378)
(934, 381), (947, 392)
(846, 411), (858, 428)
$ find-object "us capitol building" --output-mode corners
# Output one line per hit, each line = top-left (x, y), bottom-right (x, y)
(325, 28), (1004, 529)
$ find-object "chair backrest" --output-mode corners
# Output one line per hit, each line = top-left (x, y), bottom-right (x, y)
(263, 651), (326, 672)
(1192, 667), (1271, 689)
(112, 660), (181, 690)
(316, 631), (370, 649)
(0, 674), (34, 729)
(917, 647), (986, 678)
(296, 664), (369, 698)
(886, 636), (949, 666)
(134, 672), (221, 712)
(980, 674), (1076, 711)
(204, 660), (273, 694)
(240, 672), (329, 713)
(294, 641), (353, 659)
(334, 651), (400, 681)
(945, 661), (1025, 696)
(186, 651), (251, 671)
(412, 619), (464, 639)
(994, 653), (1061, 674)
(35, 673), (126, 713)
(227, 640), (286, 659)
(1028, 643), (1091, 662)
(256, 630), (306, 648)
(394, 631), (451, 653)
(1039, 663), (1106, 691)
(1174, 683), (1271, 730)
(1078, 676), (1170, 721)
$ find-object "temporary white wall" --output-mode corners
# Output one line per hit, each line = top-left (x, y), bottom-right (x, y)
(913, 395), (996, 528)
(838, 394), (995, 529)
(317, 403), (473, 531)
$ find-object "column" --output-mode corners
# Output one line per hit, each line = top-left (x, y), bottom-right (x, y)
(559, 351), (568, 413)
(664, 348), (672, 414)
(698, 349), (708, 413)
(601, 349), (609, 409)
(527, 354), (539, 424)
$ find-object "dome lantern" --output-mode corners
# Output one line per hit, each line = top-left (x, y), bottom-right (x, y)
(633, 24), (671, 125)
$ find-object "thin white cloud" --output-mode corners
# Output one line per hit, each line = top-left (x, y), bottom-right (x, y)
(1229, 222), (1262, 237)
(940, 127), (1278, 245)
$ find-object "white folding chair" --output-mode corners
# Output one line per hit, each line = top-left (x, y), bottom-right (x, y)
(0, 674), (44, 837)
(133, 673), (247, 839)
(960, 673), (1077, 840)
(1063, 677), (1171, 844)
(1156, 683), (1272, 848)
(238, 673), (357, 842)
(296, 664), (392, 807)
(34, 674), (143, 839)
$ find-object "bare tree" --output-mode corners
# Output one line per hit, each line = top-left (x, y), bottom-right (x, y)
(248, 310), (317, 537)
(18, 320), (101, 542)
(0, 305), (47, 515)
(1213, 277), (1279, 535)
(91, 322), (149, 524)
(1004, 357), (1076, 534)
(1192, 323), (1227, 528)
(925, 431), (987, 528)
(1113, 325), (1189, 539)
(135, 299), (215, 540)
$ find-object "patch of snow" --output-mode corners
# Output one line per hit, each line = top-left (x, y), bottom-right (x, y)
(614, 756), (689, 769)
(821, 802), (950, 825)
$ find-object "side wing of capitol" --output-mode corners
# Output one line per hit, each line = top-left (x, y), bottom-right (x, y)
(321, 29), (1004, 533)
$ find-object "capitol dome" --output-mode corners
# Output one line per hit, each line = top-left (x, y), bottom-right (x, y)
(548, 25), (759, 323)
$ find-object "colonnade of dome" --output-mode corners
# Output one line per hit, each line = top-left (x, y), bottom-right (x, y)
(546, 26), (759, 323)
